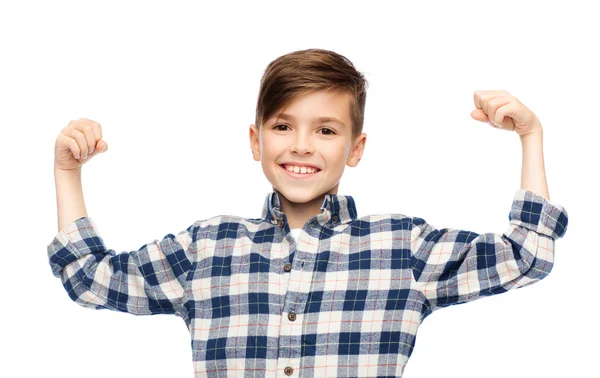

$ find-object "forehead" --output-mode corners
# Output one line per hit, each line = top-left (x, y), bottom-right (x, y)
(268, 90), (352, 124)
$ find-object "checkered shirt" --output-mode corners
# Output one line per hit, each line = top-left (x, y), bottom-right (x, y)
(47, 189), (568, 377)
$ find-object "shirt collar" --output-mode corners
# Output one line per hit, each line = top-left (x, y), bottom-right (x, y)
(261, 190), (357, 228)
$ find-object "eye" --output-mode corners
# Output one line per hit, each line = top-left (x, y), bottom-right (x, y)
(319, 127), (336, 135)
(273, 124), (289, 131)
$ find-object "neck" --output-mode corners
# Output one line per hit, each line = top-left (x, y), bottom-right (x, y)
(275, 189), (329, 229)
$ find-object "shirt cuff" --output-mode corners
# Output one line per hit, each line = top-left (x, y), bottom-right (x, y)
(509, 189), (569, 240)
(47, 216), (108, 277)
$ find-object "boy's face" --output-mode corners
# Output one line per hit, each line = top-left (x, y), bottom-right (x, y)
(249, 90), (366, 204)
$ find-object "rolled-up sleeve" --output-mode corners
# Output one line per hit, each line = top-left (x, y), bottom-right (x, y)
(47, 216), (196, 318)
(410, 189), (568, 313)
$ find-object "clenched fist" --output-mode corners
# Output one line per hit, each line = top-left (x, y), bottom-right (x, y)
(54, 118), (108, 172)
(470, 90), (543, 138)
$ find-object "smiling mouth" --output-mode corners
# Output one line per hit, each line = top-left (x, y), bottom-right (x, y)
(279, 164), (321, 176)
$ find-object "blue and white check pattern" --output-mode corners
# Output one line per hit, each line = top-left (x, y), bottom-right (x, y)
(47, 189), (568, 377)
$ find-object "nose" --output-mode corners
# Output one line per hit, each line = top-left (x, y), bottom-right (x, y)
(289, 130), (313, 155)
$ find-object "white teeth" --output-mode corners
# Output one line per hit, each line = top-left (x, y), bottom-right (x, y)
(283, 165), (318, 174)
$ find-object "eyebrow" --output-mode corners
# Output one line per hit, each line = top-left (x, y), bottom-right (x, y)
(275, 113), (346, 127)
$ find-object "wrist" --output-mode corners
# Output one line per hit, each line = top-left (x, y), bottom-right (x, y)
(519, 117), (543, 140)
(54, 166), (82, 176)
(520, 128), (543, 141)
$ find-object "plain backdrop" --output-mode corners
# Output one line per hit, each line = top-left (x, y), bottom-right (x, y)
(1, 1), (597, 377)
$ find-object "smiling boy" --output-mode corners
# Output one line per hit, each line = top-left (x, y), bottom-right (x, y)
(48, 48), (568, 377)
(250, 88), (365, 230)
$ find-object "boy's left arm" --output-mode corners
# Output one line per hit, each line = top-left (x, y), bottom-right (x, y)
(471, 90), (549, 199)
(410, 91), (569, 315)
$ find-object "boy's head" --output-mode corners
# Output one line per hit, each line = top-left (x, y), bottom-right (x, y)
(249, 48), (368, 205)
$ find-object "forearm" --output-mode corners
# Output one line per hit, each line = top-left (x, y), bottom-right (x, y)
(54, 167), (88, 232)
(520, 130), (550, 201)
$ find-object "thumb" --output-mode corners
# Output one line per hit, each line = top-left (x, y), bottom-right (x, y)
(96, 140), (108, 152)
(470, 108), (490, 122)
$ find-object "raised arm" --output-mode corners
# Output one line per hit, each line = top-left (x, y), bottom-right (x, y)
(410, 189), (568, 315)
(49, 118), (194, 319)
(471, 89), (549, 198)
(53, 118), (108, 231)
(47, 217), (196, 318)
(411, 90), (569, 315)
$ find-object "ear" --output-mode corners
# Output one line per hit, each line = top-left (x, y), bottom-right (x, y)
(347, 133), (367, 167)
(249, 124), (261, 161)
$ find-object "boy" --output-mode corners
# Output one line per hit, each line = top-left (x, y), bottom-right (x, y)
(48, 48), (569, 377)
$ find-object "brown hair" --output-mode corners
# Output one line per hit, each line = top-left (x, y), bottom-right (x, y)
(254, 48), (369, 141)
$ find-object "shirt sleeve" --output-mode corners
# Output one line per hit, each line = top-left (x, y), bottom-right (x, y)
(47, 216), (196, 318)
(410, 189), (568, 315)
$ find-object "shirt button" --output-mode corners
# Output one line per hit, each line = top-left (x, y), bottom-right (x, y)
(277, 219), (284, 228)
(333, 215), (339, 222)
(284, 263), (292, 272)
(284, 366), (294, 376)
(288, 311), (296, 321)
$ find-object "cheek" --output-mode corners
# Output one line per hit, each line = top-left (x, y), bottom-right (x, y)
(258, 136), (283, 169)
(325, 142), (351, 167)
(261, 144), (279, 161)
(258, 135), (274, 157)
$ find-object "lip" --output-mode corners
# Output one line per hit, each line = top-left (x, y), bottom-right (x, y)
(280, 162), (321, 170)
(279, 164), (320, 179)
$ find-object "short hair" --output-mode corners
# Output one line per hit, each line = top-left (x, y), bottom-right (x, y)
(254, 48), (369, 141)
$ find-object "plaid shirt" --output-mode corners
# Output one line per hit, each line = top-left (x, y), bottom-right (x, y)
(47, 189), (568, 377)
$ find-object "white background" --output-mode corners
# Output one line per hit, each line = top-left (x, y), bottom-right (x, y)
(1, 0), (597, 377)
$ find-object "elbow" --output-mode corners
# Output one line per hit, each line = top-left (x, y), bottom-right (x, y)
(57, 261), (109, 310)
(522, 251), (555, 281)
(506, 231), (556, 289)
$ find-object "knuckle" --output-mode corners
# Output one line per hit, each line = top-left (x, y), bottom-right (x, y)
(74, 129), (85, 141)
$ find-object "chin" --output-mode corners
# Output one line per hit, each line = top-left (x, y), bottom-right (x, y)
(275, 187), (321, 204)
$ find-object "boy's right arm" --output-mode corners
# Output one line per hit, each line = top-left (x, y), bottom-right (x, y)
(49, 119), (195, 318)
(47, 216), (196, 318)
(54, 168), (88, 232)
